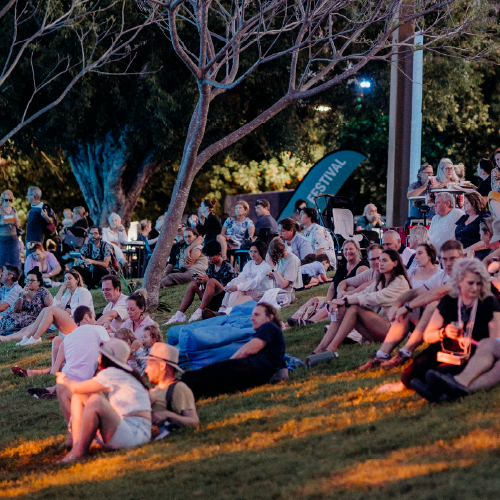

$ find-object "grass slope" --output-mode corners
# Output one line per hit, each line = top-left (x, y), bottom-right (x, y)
(0, 282), (499, 500)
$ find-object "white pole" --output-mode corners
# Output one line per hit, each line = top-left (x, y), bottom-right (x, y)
(409, 34), (423, 184)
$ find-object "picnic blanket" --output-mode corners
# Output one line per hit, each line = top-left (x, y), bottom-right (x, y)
(167, 301), (257, 370)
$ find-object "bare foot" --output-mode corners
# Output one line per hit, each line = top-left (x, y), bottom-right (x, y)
(377, 382), (405, 394)
(57, 451), (81, 464)
(58, 436), (73, 450)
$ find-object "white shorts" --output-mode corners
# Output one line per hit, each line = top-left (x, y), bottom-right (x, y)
(106, 416), (151, 449)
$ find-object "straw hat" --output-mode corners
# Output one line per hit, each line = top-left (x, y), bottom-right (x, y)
(489, 218), (500, 244)
(139, 342), (184, 373)
(99, 338), (132, 372)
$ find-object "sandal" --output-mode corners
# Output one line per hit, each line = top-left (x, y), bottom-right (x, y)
(11, 366), (27, 377)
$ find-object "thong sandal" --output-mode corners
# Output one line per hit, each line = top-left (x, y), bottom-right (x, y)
(11, 366), (27, 377)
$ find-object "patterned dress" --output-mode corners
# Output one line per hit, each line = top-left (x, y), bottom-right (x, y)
(0, 287), (51, 331)
(302, 223), (337, 268)
(223, 217), (254, 249)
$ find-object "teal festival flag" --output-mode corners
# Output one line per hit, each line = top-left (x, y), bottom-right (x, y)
(279, 150), (366, 219)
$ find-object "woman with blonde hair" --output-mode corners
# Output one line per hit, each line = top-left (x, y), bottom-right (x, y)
(0, 189), (21, 268)
(102, 213), (128, 266)
(217, 200), (255, 260)
(406, 225), (431, 272)
(433, 158), (458, 189)
(403, 258), (500, 401)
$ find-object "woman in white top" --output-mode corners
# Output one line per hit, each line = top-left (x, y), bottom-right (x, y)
(313, 249), (411, 354)
(57, 338), (151, 462)
(408, 244), (439, 288)
(9, 269), (93, 344)
(102, 213), (128, 265)
(220, 240), (272, 314)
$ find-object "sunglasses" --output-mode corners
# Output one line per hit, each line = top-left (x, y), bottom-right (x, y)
(2, 198), (13, 202)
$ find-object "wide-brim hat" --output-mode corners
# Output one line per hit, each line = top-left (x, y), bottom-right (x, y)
(490, 218), (500, 244)
(99, 338), (132, 372)
(139, 342), (184, 373)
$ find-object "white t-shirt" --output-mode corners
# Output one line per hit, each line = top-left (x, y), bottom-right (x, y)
(300, 261), (326, 278)
(428, 208), (465, 252)
(275, 252), (303, 290)
(54, 287), (94, 315)
(95, 367), (151, 418)
(422, 268), (449, 290)
(102, 293), (129, 330)
(62, 325), (110, 382)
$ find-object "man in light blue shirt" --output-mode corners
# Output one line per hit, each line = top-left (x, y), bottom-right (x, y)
(278, 218), (313, 260)
(0, 265), (22, 318)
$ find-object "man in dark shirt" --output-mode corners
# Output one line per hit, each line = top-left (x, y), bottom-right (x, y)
(253, 199), (279, 241)
(26, 186), (57, 249)
(407, 163), (435, 220)
(165, 240), (238, 324)
(477, 158), (494, 200)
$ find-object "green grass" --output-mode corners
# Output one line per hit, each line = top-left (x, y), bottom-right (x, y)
(1, 282), (499, 499)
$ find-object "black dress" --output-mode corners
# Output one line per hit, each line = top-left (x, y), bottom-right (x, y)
(455, 213), (490, 258)
(197, 212), (222, 242)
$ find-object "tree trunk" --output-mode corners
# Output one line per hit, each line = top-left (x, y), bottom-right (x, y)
(67, 132), (162, 227)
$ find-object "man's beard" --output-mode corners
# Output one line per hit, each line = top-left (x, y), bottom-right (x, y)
(366, 213), (377, 223)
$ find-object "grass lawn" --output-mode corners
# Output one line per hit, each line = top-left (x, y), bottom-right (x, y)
(1, 282), (499, 499)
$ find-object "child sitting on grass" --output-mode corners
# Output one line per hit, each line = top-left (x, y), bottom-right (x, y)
(300, 253), (331, 288)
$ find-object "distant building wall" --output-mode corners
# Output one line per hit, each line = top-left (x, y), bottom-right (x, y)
(224, 190), (294, 223)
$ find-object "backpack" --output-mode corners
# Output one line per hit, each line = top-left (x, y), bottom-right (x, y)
(96, 241), (120, 272)
(42, 204), (58, 237)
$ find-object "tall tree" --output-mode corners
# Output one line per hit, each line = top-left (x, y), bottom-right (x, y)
(142, 0), (494, 308)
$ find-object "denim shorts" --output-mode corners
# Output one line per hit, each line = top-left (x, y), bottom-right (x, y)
(106, 416), (151, 449)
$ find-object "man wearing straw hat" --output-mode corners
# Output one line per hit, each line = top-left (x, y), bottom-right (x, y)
(141, 343), (199, 432)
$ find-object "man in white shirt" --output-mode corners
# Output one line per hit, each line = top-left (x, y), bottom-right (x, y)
(382, 230), (415, 267)
(0, 266), (22, 317)
(360, 239), (463, 370)
(57, 305), (110, 447)
(97, 274), (129, 330)
(428, 192), (465, 253)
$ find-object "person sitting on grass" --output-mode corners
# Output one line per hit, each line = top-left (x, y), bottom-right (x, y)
(217, 241), (272, 315)
(166, 240), (238, 324)
(287, 242), (375, 328)
(56, 338), (152, 463)
(359, 240), (463, 371)
(161, 227), (208, 287)
(142, 342), (199, 437)
(312, 249), (411, 355)
(24, 242), (62, 285)
(401, 258), (500, 403)
(300, 207), (337, 268)
(181, 303), (286, 399)
(0, 269), (52, 340)
(278, 217), (313, 260)
(98, 274), (129, 330)
(300, 253), (331, 289)
(6, 269), (93, 346)
(130, 323), (163, 376)
(407, 243), (439, 288)
(0, 265), (22, 317)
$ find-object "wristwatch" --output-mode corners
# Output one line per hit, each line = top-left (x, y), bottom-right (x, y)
(404, 302), (413, 313)
(343, 296), (350, 307)
(271, 269), (276, 273)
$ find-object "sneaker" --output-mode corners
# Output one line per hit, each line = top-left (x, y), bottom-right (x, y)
(410, 378), (447, 403)
(164, 311), (187, 325)
(380, 350), (412, 369)
(24, 337), (42, 346)
(359, 351), (386, 371)
(288, 318), (299, 327)
(426, 370), (469, 400)
(16, 336), (29, 346)
(188, 308), (203, 322)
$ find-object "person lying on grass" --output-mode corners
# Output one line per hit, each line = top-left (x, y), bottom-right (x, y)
(56, 338), (151, 462)
(312, 249), (411, 355)
(142, 342), (199, 438)
(299, 253), (331, 289)
(359, 239), (463, 371)
(3, 269), (93, 346)
(181, 303), (286, 399)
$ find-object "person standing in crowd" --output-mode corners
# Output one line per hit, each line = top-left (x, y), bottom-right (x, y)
(142, 343), (199, 432)
(0, 265), (22, 317)
(312, 250), (411, 355)
(217, 201), (255, 260)
(24, 243), (62, 282)
(356, 204), (385, 230)
(488, 148), (500, 216)
(432, 158), (458, 189)
(26, 186), (57, 248)
(291, 199), (307, 224)
(73, 227), (114, 289)
(300, 207), (336, 267)
(98, 274), (129, 330)
(477, 158), (494, 200)
(0, 190), (21, 268)
(148, 215), (165, 251)
(253, 199), (279, 240)
(428, 192), (465, 253)
(454, 191), (489, 257)
(56, 338), (151, 462)
(161, 228), (208, 287)
(382, 230), (415, 267)
(181, 303), (286, 399)
(137, 219), (153, 267)
(407, 163), (435, 220)
(197, 199), (222, 243)
(278, 218), (313, 260)
(166, 240), (238, 324)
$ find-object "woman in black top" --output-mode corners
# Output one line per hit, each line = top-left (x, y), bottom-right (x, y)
(455, 191), (489, 257)
(181, 303), (286, 399)
(402, 258), (500, 400)
(197, 199), (222, 243)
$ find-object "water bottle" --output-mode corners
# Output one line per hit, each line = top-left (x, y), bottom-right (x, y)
(306, 351), (339, 368)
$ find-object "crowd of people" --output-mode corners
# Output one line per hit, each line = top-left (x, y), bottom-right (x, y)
(2, 151), (500, 462)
